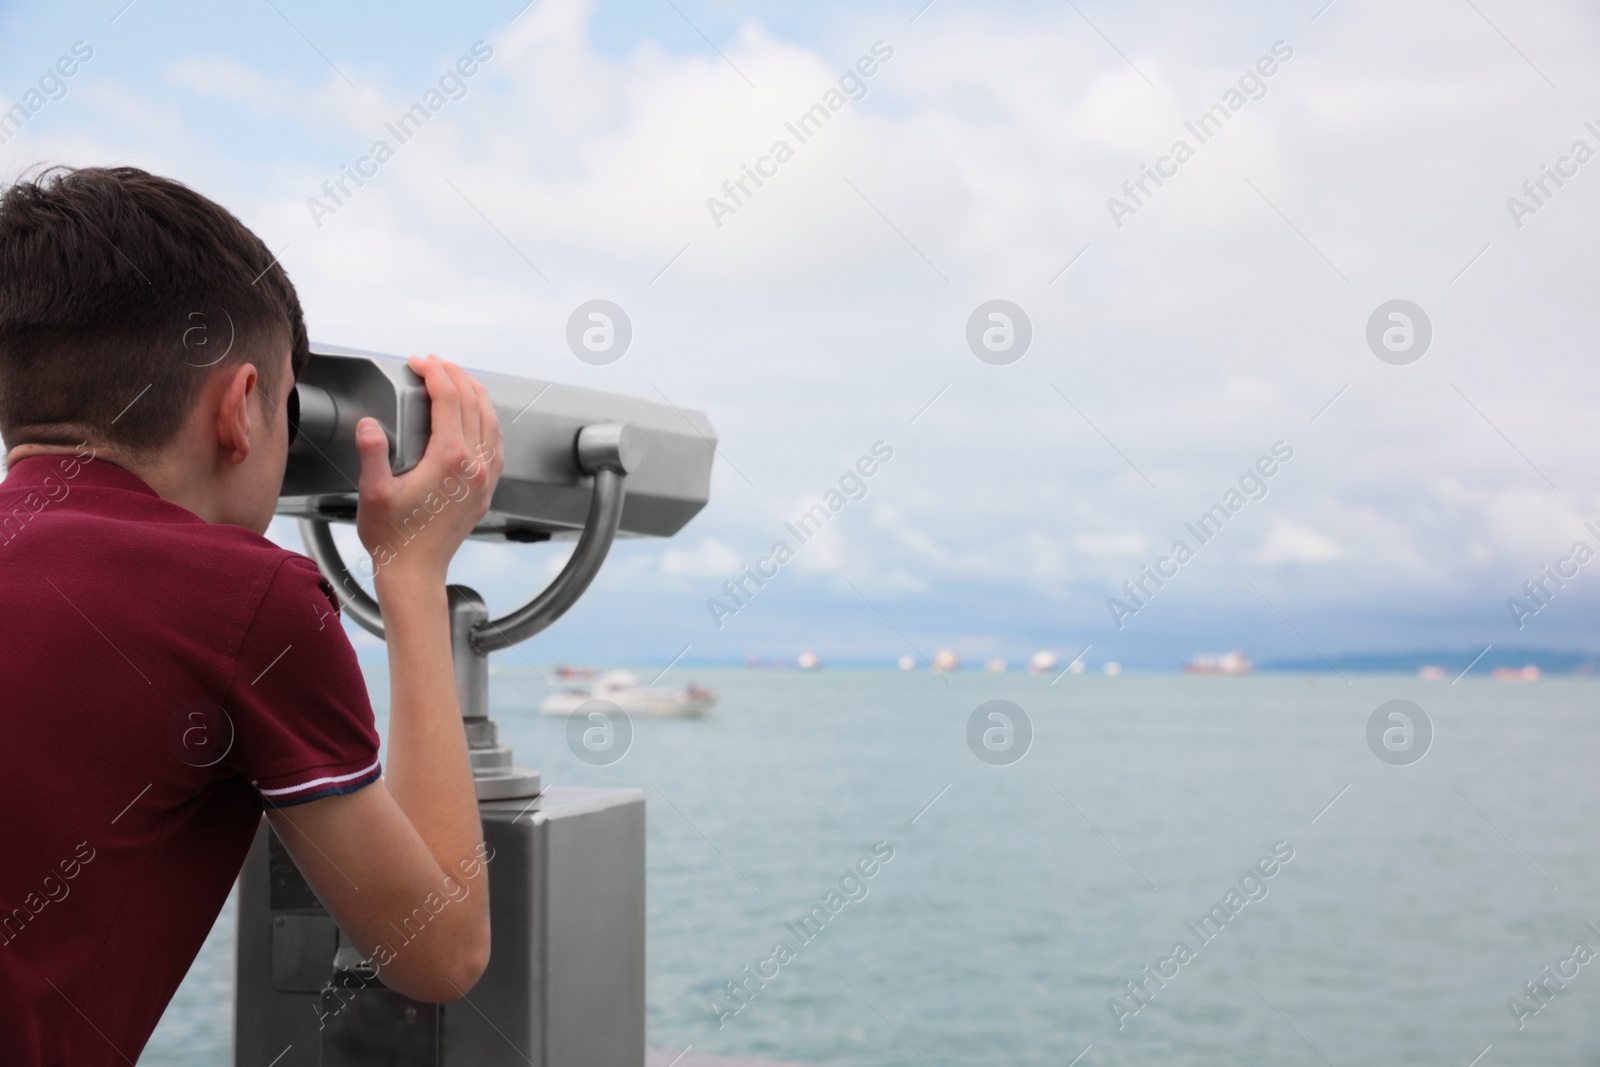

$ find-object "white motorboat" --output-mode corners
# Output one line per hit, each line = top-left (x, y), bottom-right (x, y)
(540, 670), (715, 718)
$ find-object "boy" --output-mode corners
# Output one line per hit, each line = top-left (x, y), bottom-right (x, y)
(0, 166), (501, 1066)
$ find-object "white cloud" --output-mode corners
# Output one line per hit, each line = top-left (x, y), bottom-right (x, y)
(1252, 519), (1345, 565)
(1073, 533), (1147, 558)
(659, 536), (742, 577)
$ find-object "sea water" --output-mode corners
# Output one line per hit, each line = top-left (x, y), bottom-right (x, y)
(143, 669), (1600, 1065)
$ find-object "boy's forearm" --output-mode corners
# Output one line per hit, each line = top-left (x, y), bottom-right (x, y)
(374, 570), (484, 879)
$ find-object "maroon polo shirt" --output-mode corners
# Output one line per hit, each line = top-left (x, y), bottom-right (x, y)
(0, 454), (381, 1066)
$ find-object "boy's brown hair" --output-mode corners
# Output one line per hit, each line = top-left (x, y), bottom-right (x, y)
(0, 166), (308, 454)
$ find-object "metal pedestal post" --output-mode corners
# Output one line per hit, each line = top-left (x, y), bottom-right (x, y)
(448, 585), (541, 801)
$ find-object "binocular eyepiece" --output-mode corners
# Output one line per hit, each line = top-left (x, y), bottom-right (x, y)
(284, 378), (345, 452)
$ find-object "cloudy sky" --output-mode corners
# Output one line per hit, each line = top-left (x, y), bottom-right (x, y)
(4, 0), (1598, 669)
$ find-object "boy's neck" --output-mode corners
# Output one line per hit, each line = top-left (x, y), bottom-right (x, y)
(7, 440), (225, 524)
(11, 438), (143, 476)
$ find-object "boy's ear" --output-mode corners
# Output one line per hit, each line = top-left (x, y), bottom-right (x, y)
(215, 362), (259, 465)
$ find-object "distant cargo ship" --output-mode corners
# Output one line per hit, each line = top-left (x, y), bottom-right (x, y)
(1492, 665), (1541, 681)
(1184, 651), (1253, 675)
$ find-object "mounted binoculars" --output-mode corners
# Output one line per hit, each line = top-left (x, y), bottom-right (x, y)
(237, 342), (716, 1067)
(279, 342), (714, 542)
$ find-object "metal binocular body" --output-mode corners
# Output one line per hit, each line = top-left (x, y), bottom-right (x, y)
(279, 343), (714, 542)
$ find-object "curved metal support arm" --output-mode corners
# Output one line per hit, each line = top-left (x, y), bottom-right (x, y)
(471, 466), (625, 654)
(297, 422), (636, 651)
(300, 518), (388, 639)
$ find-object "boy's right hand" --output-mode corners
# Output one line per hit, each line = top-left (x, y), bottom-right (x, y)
(353, 355), (505, 588)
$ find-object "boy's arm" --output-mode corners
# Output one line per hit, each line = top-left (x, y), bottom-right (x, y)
(267, 355), (504, 1003)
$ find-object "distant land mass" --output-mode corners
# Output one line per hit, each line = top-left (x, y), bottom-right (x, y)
(1259, 648), (1600, 675)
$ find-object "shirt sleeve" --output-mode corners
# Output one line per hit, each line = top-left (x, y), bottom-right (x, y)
(223, 554), (381, 808)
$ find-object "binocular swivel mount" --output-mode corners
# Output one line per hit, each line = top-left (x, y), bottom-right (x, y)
(299, 420), (641, 800)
